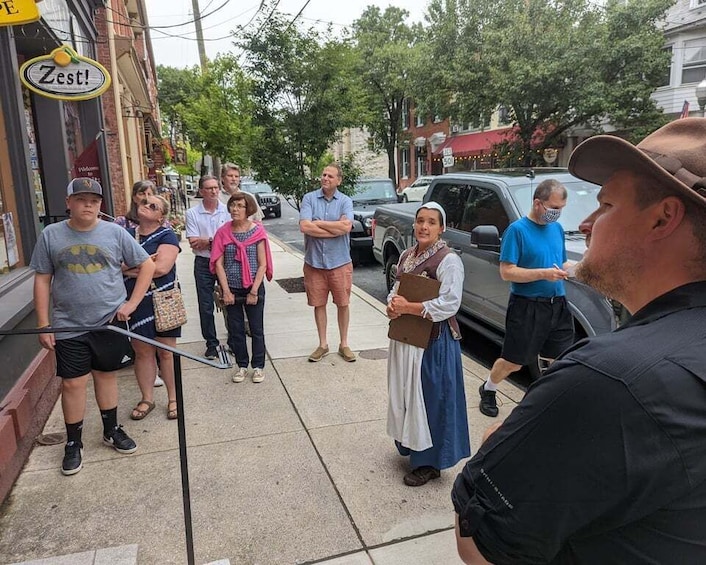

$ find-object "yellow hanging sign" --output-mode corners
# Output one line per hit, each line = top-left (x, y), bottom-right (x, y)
(20, 46), (111, 101)
(0, 0), (40, 26)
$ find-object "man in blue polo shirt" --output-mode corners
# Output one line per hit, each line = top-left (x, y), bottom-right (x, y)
(479, 178), (574, 417)
(299, 163), (356, 363)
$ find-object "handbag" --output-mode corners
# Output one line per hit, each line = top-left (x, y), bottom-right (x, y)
(152, 281), (187, 332)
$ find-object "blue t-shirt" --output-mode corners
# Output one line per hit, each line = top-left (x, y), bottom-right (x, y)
(499, 216), (567, 298)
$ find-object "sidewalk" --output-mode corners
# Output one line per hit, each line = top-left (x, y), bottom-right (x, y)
(0, 237), (522, 565)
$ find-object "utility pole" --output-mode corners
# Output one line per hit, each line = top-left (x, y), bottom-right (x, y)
(191, 0), (208, 73)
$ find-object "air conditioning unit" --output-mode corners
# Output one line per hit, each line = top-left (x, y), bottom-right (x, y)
(451, 124), (460, 133)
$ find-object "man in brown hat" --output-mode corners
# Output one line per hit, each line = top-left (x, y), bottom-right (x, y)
(452, 118), (706, 564)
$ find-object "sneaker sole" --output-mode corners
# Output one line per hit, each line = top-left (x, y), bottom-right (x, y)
(232, 376), (246, 383)
(102, 437), (138, 454)
(252, 376), (264, 383)
(61, 449), (83, 476)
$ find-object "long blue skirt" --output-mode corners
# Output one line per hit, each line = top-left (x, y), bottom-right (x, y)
(396, 323), (471, 470)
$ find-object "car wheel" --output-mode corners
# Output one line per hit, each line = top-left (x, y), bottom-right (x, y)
(385, 253), (399, 291)
(351, 247), (360, 268)
(275, 207), (281, 218)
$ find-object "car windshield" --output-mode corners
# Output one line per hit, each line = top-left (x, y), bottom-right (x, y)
(412, 177), (432, 187)
(243, 183), (272, 194)
(353, 180), (396, 201)
(508, 180), (601, 233)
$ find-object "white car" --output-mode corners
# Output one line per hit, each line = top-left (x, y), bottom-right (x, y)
(397, 175), (435, 202)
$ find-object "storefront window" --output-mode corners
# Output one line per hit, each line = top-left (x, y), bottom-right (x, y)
(23, 89), (47, 228)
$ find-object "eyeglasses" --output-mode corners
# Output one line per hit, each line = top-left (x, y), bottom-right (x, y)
(230, 203), (248, 211)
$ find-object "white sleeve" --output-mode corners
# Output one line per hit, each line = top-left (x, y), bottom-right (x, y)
(421, 253), (464, 322)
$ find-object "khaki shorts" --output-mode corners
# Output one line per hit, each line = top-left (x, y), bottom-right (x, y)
(304, 262), (353, 307)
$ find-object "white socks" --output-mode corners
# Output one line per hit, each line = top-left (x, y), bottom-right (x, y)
(484, 378), (498, 392)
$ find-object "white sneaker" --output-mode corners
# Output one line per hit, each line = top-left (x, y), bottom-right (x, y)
(154, 374), (164, 387)
(252, 368), (264, 383)
(232, 367), (248, 383)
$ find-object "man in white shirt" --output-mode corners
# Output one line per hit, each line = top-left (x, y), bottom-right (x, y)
(185, 175), (231, 358)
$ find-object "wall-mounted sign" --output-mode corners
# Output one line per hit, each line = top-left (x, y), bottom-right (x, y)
(0, 0), (40, 26)
(19, 46), (111, 101)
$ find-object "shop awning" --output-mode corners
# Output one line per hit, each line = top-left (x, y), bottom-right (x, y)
(434, 127), (513, 157)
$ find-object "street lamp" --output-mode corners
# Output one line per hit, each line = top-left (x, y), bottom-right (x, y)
(696, 78), (706, 117)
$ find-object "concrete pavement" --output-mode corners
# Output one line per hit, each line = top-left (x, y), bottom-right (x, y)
(0, 236), (522, 565)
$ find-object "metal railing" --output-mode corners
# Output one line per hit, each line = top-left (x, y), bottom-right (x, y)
(0, 324), (232, 565)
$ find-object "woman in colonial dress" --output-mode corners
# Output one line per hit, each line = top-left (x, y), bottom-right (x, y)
(123, 194), (181, 420)
(386, 201), (471, 486)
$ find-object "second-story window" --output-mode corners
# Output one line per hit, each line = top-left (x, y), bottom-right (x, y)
(660, 46), (673, 87)
(401, 99), (410, 130)
(415, 110), (425, 127)
(682, 39), (706, 84)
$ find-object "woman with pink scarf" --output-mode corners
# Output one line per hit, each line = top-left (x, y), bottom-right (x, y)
(211, 193), (273, 383)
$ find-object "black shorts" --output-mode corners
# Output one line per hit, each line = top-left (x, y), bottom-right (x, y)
(54, 324), (133, 379)
(500, 294), (575, 366)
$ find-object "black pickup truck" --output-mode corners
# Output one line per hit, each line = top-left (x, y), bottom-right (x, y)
(371, 168), (619, 378)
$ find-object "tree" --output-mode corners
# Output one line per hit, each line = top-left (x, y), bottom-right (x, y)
(417, 0), (673, 166)
(351, 7), (423, 183)
(157, 56), (254, 175)
(237, 11), (360, 208)
(156, 65), (200, 146)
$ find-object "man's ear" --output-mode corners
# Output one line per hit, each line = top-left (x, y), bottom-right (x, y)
(649, 196), (686, 240)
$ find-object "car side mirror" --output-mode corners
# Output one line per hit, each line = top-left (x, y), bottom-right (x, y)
(470, 225), (500, 252)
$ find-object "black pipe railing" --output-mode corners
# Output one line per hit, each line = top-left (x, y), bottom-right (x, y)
(0, 324), (232, 565)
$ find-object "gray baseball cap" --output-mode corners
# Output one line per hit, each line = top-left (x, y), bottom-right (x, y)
(67, 177), (103, 197)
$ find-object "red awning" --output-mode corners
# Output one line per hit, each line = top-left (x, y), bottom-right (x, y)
(434, 128), (513, 157)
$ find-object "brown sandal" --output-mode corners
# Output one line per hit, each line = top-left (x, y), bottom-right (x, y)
(130, 400), (155, 421)
(403, 466), (440, 487)
(167, 399), (178, 420)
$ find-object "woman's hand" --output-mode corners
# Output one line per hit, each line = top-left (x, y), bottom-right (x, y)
(246, 292), (258, 305)
(222, 289), (235, 306)
(390, 295), (410, 315)
(386, 302), (401, 319)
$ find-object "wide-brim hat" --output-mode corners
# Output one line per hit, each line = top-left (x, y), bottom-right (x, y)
(568, 117), (706, 209)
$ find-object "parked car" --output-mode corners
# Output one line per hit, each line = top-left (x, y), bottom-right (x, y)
(349, 177), (398, 265)
(372, 169), (619, 379)
(241, 181), (281, 218)
(397, 175), (435, 202)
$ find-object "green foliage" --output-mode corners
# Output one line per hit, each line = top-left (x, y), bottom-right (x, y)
(157, 56), (255, 172)
(237, 10), (359, 208)
(417, 0), (673, 165)
(350, 6), (423, 181)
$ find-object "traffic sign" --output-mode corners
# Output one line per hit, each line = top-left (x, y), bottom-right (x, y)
(442, 147), (453, 157)
(442, 155), (455, 168)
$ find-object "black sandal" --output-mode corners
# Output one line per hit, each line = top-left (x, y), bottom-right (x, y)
(403, 466), (441, 487)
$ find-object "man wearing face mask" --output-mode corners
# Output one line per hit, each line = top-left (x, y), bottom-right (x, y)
(478, 179), (573, 417)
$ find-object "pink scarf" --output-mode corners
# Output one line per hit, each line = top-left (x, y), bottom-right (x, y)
(210, 222), (273, 287)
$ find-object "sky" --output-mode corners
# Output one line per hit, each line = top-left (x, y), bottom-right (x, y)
(145, 0), (430, 69)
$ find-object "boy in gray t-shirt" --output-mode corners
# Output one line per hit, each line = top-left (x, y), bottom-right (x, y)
(30, 178), (155, 476)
